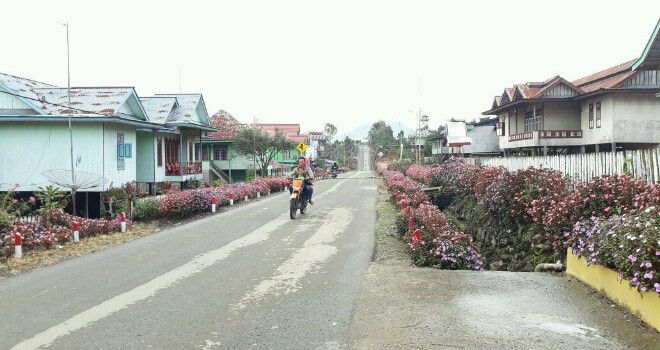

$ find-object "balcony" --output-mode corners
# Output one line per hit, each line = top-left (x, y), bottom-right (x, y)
(165, 161), (202, 176)
(505, 130), (583, 148)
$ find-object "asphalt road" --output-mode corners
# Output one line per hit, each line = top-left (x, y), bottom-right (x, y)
(1, 172), (378, 349)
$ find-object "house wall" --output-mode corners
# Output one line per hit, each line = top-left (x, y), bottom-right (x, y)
(543, 101), (580, 130)
(0, 121), (137, 192)
(136, 131), (155, 183)
(580, 95), (614, 145)
(463, 125), (499, 154)
(612, 92), (660, 143)
(102, 122), (138, 190)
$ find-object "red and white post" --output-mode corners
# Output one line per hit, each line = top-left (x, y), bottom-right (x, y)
(211, 197), (217, 213)
(13, 232), (23, 259)
(72, 221), (80, 243)
(120, 212), (126, 232)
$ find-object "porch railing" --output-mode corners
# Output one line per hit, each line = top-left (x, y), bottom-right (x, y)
(509, 129), (583, 142)
(165, 161), (202, 176)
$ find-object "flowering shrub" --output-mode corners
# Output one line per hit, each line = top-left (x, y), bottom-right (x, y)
(567, 206), (659, 294)
(402, 200), (484, 270)
(427, 230), (484, 270)
(406, 165), (438, 186)
(428, 159), (482, 198)
(543, 175), (649, 252)
(159, 190), (196, 218)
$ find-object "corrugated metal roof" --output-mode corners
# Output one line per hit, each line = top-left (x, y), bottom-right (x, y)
(572, 60), (635, 87)
(577, 71), (637, 93)
(0, 72), (59, 113)
(154, 94), (202, 122)
(33, 87), (135, 115)
(140, 97), (177, 124)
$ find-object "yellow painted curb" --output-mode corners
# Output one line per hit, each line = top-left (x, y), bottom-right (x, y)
(566, 249), (660, 332)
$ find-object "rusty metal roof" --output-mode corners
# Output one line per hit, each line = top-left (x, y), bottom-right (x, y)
(572, 60), (636, 87)
(140, 97), (177, 124)
(152, 94), (203, 122)
(33, 87), (138, 116)
(0, 72), (58, 113)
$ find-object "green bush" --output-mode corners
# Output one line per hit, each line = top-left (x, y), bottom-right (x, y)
(133, 198), (160, 220)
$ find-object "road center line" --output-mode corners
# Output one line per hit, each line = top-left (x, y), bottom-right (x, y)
(232, 207), (354, 310)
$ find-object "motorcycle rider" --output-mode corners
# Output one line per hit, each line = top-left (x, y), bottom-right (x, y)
(287, 157), (314, 205)
(331, 162), (339, 178)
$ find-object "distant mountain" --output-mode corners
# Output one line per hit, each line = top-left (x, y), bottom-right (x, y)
(335, 121), (414, 141)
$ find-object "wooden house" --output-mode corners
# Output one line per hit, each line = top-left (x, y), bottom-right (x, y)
(483, 19), (660, 156)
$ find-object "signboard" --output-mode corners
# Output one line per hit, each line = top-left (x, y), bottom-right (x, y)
(296, 142), (308, 153)
(378, 151), (384, 158)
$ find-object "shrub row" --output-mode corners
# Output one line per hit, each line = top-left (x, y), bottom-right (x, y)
(382, 170), (483, 270)
(399, 160), (659, 294)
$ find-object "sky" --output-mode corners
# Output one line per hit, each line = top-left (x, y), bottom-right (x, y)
(3, 0), (659, 137)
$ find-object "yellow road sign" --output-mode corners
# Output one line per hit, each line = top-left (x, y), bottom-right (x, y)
(296, 142), (308, 153)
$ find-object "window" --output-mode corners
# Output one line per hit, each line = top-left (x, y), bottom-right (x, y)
(596, 102), (601, 128)
(213, 145), (228, 160)
(117, 143), (132, 158)
(116, 132), (131, 170)
(157, 138), (163, 167)
(165, 138), (179, 163)
(524, 108), (542, 132)
(588, 103), (594, 129)
(283, 150), (292, 159)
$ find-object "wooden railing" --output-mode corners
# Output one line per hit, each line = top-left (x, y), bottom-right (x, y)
(509, 130), (583, 142)
(538, 130), (583, 139)
(165, 161), (202, 176)
(509, 132), (534, 141)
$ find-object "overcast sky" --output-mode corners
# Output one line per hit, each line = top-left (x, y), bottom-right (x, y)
(3, 1), (659, 136)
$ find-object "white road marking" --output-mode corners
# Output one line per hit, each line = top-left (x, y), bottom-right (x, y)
(232, 207), (354, 310)
(11, 215), (291, 350)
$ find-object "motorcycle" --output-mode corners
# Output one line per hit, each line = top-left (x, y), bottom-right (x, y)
(331, 168), (338, 178)
(289, 176), (310, 219)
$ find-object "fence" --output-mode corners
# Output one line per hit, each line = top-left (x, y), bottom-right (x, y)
(15, 215), (42, 225)
(477, 148), (660, 185)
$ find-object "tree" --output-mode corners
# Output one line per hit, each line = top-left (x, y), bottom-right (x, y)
(234, 127), (295, 177)
(323, 123), (337, 141)
(368, 120), (395, 149)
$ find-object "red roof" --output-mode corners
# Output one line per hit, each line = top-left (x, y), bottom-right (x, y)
(256, 123), (308, 143)
(208, 110), (245, 140)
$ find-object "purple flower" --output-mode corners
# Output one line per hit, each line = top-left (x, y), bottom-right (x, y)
(628, 255), (637, 263)
(29, 196), (36, 203)
(655, 283), (660, 293)
(644, 272), (653, 279)
(645, 262), (652, 268)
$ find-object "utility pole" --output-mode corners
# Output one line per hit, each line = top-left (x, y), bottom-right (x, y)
(252, 116), (257, 178)
(61, 21), (77, 215)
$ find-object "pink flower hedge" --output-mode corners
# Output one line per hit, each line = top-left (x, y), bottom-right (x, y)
(1, 209), (127, 257)
(383, 169), (484, 270)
